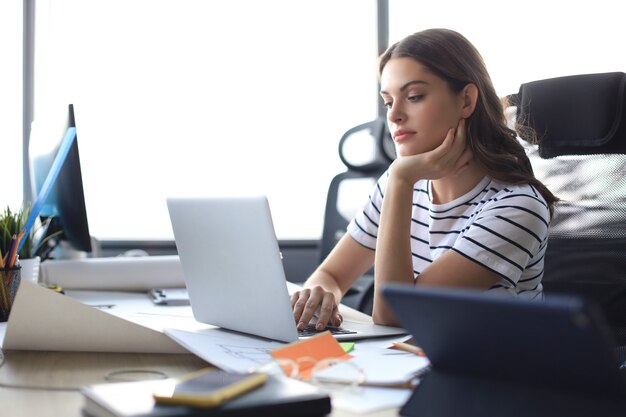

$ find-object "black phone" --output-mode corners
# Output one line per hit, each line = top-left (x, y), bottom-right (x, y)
(153, 368), (268, 408)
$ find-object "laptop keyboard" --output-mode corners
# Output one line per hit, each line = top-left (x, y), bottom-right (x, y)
(298, 323), (358, 337)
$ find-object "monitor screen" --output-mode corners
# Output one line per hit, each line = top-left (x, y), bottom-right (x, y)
(29, 104), (92, 258)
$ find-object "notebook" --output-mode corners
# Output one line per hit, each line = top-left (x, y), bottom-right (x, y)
(382, 284), (626, 417)
(82, 373), (331, 417)
(166, 196), (405, 343)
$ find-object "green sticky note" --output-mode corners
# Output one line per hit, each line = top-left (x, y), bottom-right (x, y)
(340, 342), (355, 353)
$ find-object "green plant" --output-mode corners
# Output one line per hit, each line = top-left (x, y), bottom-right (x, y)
(0, 205), (32, 261)
(0, 205), (65, 263)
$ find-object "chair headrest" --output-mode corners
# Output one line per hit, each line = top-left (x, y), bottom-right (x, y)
(338, 118), (395, 172)
(511, 72), (626, 158)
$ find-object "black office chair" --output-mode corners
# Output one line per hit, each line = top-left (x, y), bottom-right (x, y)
(320, 118), (394, 314)
(509, 71), (626, 347)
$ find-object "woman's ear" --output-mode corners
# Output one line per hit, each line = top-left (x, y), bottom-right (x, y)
(460, 83), (478, 118)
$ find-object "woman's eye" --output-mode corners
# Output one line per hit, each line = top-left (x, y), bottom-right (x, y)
(408, 95), (424, 102)
(383, 101), (393, 108)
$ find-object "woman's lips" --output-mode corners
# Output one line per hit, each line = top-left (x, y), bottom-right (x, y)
(393, 129), (415, 142)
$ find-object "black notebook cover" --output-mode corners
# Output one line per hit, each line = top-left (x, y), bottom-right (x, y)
(82, 373), (331, 417)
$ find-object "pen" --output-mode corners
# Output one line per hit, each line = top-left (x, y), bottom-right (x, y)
(0, 283), (9, 310)
(6, 234), (18, 270)
(390, 342), (426, 357)
(0, 260), (9, 308)
(4, 234), (20, 287)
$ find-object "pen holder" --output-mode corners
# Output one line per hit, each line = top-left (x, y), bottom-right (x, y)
(0, 265), (21, 322)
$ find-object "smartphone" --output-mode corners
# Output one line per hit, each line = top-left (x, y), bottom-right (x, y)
(148, 288), (190, 306)
(153, 368), (268, 408)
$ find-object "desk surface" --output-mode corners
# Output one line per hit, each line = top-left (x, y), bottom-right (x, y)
(0, 350), (400, 417)
(0, 283), (403, 417)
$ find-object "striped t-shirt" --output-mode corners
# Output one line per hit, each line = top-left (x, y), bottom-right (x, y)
(347, 173), (550, 300)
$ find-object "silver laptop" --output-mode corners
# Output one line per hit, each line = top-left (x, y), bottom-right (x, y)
(166, 195), (405, 343)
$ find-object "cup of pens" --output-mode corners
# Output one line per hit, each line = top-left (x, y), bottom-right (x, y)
(1, 205), (31, 322)
(0, 263), (21, 322)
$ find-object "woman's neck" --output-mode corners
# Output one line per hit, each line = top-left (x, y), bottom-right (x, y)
(430, 161), (487, 204)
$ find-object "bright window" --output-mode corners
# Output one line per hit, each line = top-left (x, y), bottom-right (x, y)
(34, 1), (625, 242)
(34, 0), (378, 240)
(0, 1), (23, 211)
(388, 0), (626, 97)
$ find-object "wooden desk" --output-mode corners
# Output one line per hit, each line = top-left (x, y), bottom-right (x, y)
(0, 349), (400, 417)
(0, 350), (207, 417)
(0, 283), (403, 416)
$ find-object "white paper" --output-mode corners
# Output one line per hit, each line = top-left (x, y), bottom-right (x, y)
(162, 327), (422, 414)
(164, 327), (285, 373)
(2, 281), (189, 353)
(349, 334), (413, 351)
(39, 255), (185, 290)
(329, 385), (413, 413)
(313, 349), (430, 385)
(64, 289), (204, 334)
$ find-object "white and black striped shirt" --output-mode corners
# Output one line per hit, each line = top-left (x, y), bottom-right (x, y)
(347, 173), (550, 300)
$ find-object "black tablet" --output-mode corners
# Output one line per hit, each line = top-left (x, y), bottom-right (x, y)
(382, 284), (626, 399)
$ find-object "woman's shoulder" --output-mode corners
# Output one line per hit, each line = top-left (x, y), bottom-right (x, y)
(486, 179), (550, 218)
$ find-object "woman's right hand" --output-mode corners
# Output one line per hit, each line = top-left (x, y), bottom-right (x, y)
(291, 285), (343, 331)
(392, 118), (472, 185)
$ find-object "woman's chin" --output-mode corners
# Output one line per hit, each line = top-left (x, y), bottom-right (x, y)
(395, 145), (412, 157)
(396, 142), (438, 157)
(396, 147), (421, 157)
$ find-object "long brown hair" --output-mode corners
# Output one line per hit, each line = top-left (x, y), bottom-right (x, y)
(379, 28), (558, 217)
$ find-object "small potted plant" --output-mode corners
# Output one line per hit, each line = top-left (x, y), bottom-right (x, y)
(0, 205), (31, 320)
(0, 205), (30, 260)
(0, 205), (42, 285)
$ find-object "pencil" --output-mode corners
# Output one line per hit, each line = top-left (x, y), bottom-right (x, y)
(0, 256), (6, 302)
(7, 234), (18, 269)
(391, 342), (426, 357)
(0, 271), (9, 311)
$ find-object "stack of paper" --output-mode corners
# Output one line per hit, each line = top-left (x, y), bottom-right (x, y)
(39, 255), (186, 290)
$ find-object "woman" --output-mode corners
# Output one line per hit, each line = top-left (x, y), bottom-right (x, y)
(292, 28), (558, 328)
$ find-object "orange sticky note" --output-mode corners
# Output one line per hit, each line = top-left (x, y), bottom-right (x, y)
(271, 331), (352, 380)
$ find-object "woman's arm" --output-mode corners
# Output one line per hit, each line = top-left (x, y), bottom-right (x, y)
(373, 121), (477, 325)
(372, 172), (417, 325)
(417, 251), (500, 288)
(292, 233), (375, 330)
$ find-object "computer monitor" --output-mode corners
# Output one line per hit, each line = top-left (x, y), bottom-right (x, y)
(28, 104), (92, 259)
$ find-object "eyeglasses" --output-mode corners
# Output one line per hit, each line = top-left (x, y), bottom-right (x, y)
(256, 356), (367, 392)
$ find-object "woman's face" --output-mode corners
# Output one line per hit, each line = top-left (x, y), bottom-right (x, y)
(380, 57), (465, 157)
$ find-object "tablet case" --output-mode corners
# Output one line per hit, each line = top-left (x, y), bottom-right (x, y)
(82, 373), (331, 417)
(382, 284), (626, 417)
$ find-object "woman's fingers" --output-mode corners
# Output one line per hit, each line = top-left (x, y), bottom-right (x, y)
(315, 292), (339, 330)
(292, 286), (338, 330)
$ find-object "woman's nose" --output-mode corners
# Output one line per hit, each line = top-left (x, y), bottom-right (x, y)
(387, 104), (404, 123)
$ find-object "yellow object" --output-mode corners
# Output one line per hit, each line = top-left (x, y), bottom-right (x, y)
(153, 367), (268, 408)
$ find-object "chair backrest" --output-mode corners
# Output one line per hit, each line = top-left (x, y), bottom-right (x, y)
(319, 118), (394, 262)
(319, 118), (393, 314)
(510, 72), (626, 336)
